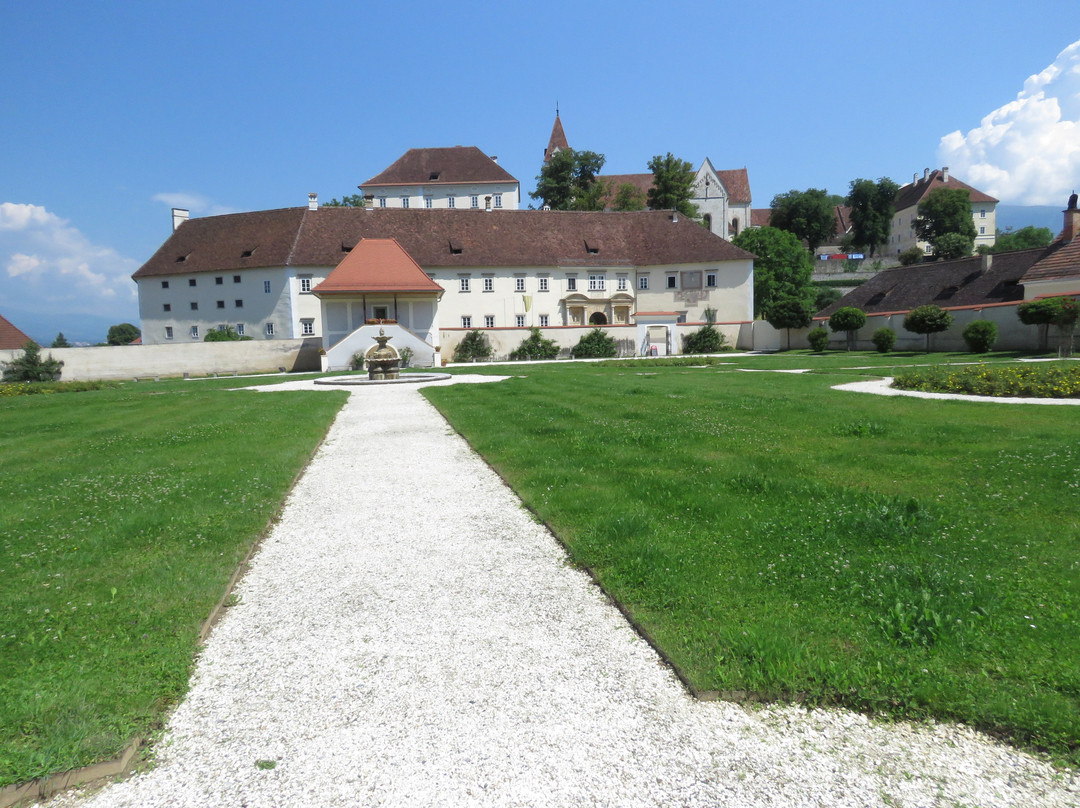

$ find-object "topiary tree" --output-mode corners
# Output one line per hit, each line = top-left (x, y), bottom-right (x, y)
(1018, 296), (1078, 355)
(807, 327), (830, 352)
(452, 329), (493, 362)
(828, 306), (867, 351)
(871, 327), (896, 353)
(509, 327), (559, 360)
(571, 328), (617, 358)
(766, 297), (812, 350)
(904, 304), (953, 353)
(1, 341), (64, 382)
(962, 320), (998, 353)
(898, 247), (924, 266)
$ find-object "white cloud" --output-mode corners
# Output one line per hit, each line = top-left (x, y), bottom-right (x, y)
(0, 203), (138, 318)
(938, 39), (1080, 205)
(152, 191), (238, 217)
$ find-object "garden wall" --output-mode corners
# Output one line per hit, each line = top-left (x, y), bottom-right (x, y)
(0, 338), (322, 381)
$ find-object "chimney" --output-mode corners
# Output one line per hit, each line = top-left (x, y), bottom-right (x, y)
(981, 252), (993, 272)
(172, 208), (189, 231)
(485, 195), (492, 211)
(942, 166), (950, 183)
(913, 173), (919, 184)
(363, 194), (375, 211)
(1064, 192), (1080, 243)
(308, 192), (318, 211)
(923, 168), (930, 181)
(490, 155), (498, 164)
(673, 209), (679, 223)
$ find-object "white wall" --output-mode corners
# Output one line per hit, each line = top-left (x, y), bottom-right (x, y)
(363, 182), (520, 211)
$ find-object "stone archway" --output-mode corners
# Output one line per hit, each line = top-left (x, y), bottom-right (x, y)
(589, 312), (608, 325)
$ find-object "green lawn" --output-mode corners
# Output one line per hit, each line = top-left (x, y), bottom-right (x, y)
(423, 356), (1080, 765)
(0, 381), (346, 786)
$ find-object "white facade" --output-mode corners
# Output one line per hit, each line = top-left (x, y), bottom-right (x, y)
(362, 182), (520, 212)
(889, 203), (998, 256)
(690, 159), (752, 241)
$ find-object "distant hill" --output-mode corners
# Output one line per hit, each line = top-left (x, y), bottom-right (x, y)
(996, 205), (1064, 235)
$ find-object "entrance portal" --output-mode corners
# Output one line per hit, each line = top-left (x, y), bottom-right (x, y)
(589, 312), (608, 325)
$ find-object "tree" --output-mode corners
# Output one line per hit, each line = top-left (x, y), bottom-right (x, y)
(204, 326), (252, 342)
(989, 226), (1054, 254)
(531, 148), (606, 211)
(903, 304), (953, 353)
(898, 246), (924, 266)
(2, 341), (64, 382)
(828, 306), (867, 350)
(769, 188), (836, 253)
(962, 320), (998, 353)
(323, 194), (366, 207)
(647, 153), (698, 219)
(914, 188), (977, 258)
(452, 330), (493, 362)
(731, 227), (814, 319)
(846, 178), (899, 258)
(812, 286), (843, 312)
(509, 328), (559, 360)
(106, 323), (140, 346)
(932, 232), (975, 261)
(571, 328), (617, 358)
(1018, 296), (1078, 355)
(871, 327), (896, 353)
(610, 181), (646, 212)
(766, 297), (812, 350)
(682, 323), (728, 354)
(50, 333), (71, 348)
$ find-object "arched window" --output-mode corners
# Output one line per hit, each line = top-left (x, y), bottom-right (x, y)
(589, 312), (608, 325)
(702, 213), (713, 232)
(730, 217), (740, 237)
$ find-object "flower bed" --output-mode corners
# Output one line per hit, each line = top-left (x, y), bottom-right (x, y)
(893, 362), (1080, 398)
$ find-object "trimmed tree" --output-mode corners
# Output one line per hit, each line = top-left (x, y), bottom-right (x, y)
(766, 297), (813, 350)
(962, 320), (998, 353)
(1018, 296), (1078, 355)
(572, 328), (617, 358)
(807, 327), (830, 352)
(871, 327), (896, 353)
(903, 304), (953, 353)
(1, 341), (64, 382)
(509, 328), (559, 360)
(452, 329), (493, 362)
(828, 306), (867, 351)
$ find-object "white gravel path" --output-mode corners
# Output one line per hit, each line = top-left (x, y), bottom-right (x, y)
(39, 377), (1079, 807)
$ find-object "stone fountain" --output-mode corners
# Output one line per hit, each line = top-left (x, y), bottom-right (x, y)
(366, 328), (400, 380)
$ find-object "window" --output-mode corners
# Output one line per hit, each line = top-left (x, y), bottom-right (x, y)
(448, 195), (456, 208)
(401, 196), (410, 208)
(459, 277), (471, 293)
(666, 275), (677, 289)
(264, 280), (272, 293)
(589, 274), (606, 291)
(299, 276), (312, 293)
(217, 324), (227, 332)
(706, 273), (717, 288)
(378, 197), (387, 208)
(215, 276), (223, 285)
(979, 226), (986, 235)
(236, 323), (245, 336)
(424, 196), (433, 209)
(373, 306), (388, 320)
(235, 299), (243, 308)
(484, 315), (495, 328)
(461, 315), (472, 328)
(539, 277), (549, 292)
(233, 275), (241, 283)
(189, 278), (197, 287)
(471, 195), (479, 209)
(265, 322), (275, 336)
(980, 209), (986, 218)
(617, 276), (628, 291)
(483, 277), (494, 292)
(539, 314), (549, 327)
(301, 319), (315, 336)
(161, 280), (169, 289)
(190, 302), (198, 310)
(163, 303), (171, 312)
(566, 277), (577, 291)
(165, 326), (174, 340)
(190, 325), (199, 339)
(494, 194), (503, 208)
(639, 276), (649, 290)
(217, 300), (225, 309)
(515, 277), (526, 292)
(516, 315), (526, 328)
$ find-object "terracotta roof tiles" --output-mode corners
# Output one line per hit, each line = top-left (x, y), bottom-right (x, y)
(0, 313), (33, 350)
(314, 239), (444, 295)
(361, 147), (517, 188)
(894, 169), (998, 211)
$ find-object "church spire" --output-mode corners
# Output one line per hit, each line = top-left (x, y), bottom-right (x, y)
(544, 108), (569, 163)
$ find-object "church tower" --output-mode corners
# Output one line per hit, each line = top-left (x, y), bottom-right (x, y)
(544, 108), (569, 162)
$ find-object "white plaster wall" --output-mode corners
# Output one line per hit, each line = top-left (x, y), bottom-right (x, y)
(889, 203), (997, 256)
(634, 260), (754, 324)
(362, 182), (520, 210)
(321, 296), (440, 349)
(288, 267), (329, 337)
(324, 324), (440, 370)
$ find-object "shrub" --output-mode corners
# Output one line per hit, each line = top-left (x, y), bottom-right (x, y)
(452, 329), (493, 362)
(828, 306), (867, 350)
(898, 247), (924, 266)
(398, 346), (415, 367)
(807, 327), (829, 352)
(1, 341), (64, 382)
(349, 351), (366, 371)
(682, 324), (728, 354)
(572, 328), (617, 359)
(871, 327), (896, 353)
(903, 305), (953, 353)
(509, 328), (559, 360)
(204, 326), (252, 342)
(962, 320), (998, 353)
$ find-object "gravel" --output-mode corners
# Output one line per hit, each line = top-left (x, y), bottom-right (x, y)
(38, 377), (1079, 807)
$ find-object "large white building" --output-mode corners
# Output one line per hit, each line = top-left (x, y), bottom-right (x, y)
(359, 146), (521, 211)
(133, 201), (755, 364)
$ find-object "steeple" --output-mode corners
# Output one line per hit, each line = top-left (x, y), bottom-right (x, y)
(543, 106), (569, 162)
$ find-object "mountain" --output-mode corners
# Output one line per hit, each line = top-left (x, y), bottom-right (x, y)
(996, 205), (1065, 235)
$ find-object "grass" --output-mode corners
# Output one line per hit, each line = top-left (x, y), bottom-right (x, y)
(0, 380), (346, 787)
(895, 361), (1080, 397)
(422, 356), (1080, 766)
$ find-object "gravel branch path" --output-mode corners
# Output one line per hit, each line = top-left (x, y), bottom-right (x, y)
(41, 377), (1078, 807)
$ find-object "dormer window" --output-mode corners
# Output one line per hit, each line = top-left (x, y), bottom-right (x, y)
(176, 254), (188, 263)
(449, 239), (463, 255)
(584, 239), (600, 254)
(241, 248), (255, 258)
(429, 171), (441, 181)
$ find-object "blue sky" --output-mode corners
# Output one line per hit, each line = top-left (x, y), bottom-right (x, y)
(3, 1), (1078, 344)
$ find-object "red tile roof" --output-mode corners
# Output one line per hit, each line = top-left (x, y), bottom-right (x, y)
(894, 169), (998, 211)
(750, 208), (771, 228)
(361, 147), (517, 187)
(314, 239), (444, 295)
(1020, 236), (1080, 283)
(133, 208), (755, 281)
(0, 313), (32, 350)
(544, 115), (569, 162)
(600, 168), (751, 207)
